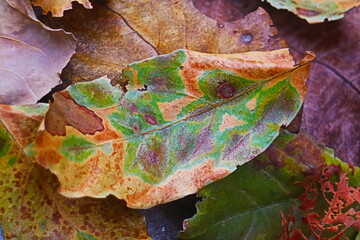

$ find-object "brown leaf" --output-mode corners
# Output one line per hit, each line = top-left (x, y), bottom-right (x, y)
(0, 105), (151, 239)
(0, 0), (76, 104)
(31, 0), (92, 17)
(267, 6), (360, 165)
(39, 0), (286, 84)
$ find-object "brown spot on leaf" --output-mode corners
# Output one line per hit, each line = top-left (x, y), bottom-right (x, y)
(216, 81), (235, 98)
(45, 91), (104, 136)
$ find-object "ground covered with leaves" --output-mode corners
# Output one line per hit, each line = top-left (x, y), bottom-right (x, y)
(0, 0), (359, 239)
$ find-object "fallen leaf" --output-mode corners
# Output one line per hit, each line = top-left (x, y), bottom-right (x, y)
(263, 0), (360, 23)
(39, 0), (286, 83)
(280, 164), (360, 240)
(178, 129), (359, 240)
(31, 0), (92, 17)
(0, 104), (150, 239)
(31, 48), (314, 208)
(266, 7), (360, 165)
(0, 0), (76, 104)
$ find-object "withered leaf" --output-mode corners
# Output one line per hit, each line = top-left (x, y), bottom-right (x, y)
(0, 0), (76, 104)
(39, 0), (286, 84)
(31, 0), (92, 17)
(0, 104), (150, 239)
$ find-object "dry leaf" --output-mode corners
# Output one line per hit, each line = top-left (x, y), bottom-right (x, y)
(0, 0), (76, 104)
(0, 104), (150, 239)
(31, 0), (92, 17)
(39, 0), (286, 84)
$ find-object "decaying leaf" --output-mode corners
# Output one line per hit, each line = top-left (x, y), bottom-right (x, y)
(264, 0), (360, 23)
(0, 104), (150, 239)
(0, 0), (76, 104)
(267, 7), (360, 165)
(280, 165), (360, 240)
(178, 130), (359, 240)
(31, 48), (314, 208)
(31, 0), (92, 17)
(39, 0), (286, 83)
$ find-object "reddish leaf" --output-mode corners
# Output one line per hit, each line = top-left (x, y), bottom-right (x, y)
(281, 165), (360, 240)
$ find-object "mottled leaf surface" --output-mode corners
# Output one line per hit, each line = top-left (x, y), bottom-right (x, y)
(264, 0), (360, 23)
(39, 0), (286, 84)
(32, 49), (313, 208)
(178, 130), (359, 240)
(0, 0), (76, 104)
(0, 105), (150, 239)
(32, 0), (92, 17)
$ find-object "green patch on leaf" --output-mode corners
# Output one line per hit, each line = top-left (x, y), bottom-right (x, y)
(76, 231), (98, 240)
(0, 128), (10, 158)
(7, 156), (18, 166)
(60, 135), (95, 163)
(68, 78), (123, 109)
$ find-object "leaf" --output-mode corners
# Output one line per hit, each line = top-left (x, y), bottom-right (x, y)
(267, 7), (360, 165)
(0, 0), (76, 104)
(0, 105), (151, 239)
(39, 0), (286, 84)
(31, 0), (93, 17)
(31, 48), (314, 208)
(263, 0), (360, 23)
(280, 165), (360, 240)
(178, 129), (359, 240)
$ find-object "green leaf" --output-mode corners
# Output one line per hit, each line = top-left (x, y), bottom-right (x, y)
(32, 48), (314, 208)
(178, 129), (358, 239)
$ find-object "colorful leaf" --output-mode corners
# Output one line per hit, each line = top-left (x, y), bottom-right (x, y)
(0, 104), (150, 239)
(31, 48), (314, 208)
(178, 130), (360, 239)
(0, 0), (76, 104)
(264, 0), (360, 23)
(281, 164), (360, 240)
(39, 0), (286, 84)
(31, 0), (92, 17)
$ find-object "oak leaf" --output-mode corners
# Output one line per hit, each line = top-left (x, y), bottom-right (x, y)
(0, 104), (150, 239)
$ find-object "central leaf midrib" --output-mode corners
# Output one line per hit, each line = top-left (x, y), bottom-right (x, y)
(64, 61), (311, 151)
